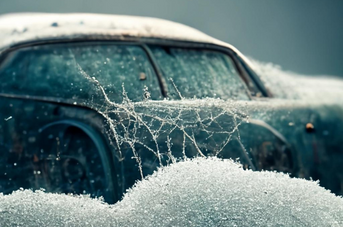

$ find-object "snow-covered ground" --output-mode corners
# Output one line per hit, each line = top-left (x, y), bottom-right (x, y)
(1, 157), (342, 227)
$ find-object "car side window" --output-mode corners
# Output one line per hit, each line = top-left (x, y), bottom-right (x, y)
(0, 44), (162, 105)
(150, 46), (250, 100)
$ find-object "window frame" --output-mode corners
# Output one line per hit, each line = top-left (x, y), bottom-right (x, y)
(0, 42), (167, 105)
(146, 44), (254, 100)
(0, 38), (270, 105)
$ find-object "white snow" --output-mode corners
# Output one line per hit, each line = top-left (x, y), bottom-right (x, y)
(0, 13), (251, 70)
(1, 157), (342, 226)
(250, 59), (343, 102)
(0, 13), (218, 50)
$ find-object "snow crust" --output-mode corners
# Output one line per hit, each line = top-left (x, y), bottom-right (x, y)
(0, 13), (251, 70)
(1, 157), (342, 227)
(250, 59), (343, 102)
(0, 13), (218, 51)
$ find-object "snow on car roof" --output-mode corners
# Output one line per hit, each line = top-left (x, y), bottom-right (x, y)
(0, 13), (258, 79)
(0, 13), (231, 51)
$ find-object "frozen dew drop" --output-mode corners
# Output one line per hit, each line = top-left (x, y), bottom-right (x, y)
(4, 116), (12, 121)
(306, 123), (315, 133)
(139, 72), (146, 80)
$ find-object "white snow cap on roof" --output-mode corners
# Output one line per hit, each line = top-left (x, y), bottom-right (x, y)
(1, 157), (342, 226)
(0, 13), (224, 50)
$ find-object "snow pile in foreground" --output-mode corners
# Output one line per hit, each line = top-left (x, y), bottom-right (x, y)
(1, 158), (342, 227)
(249, 59), (343, 102)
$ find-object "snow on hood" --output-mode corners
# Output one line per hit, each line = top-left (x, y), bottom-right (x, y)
(1, 157), (342, 226)
(250, 58), (343, 102)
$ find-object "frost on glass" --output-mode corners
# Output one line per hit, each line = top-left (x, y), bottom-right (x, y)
(0, 44), (162, 104)
(0, 158), (342, 227)
(150, 46), (249, 100)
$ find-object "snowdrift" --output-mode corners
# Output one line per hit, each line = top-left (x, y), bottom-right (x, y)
(1, 157), (342, 226)
(250, 59), (343, 102)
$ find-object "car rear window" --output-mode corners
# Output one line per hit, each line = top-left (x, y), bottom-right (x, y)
(150, 46), (250, 100)
(0, 44), (162, 104)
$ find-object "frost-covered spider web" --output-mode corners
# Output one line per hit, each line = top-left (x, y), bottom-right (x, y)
(73, 56), (343, 195)
(73, 58), (253, 182)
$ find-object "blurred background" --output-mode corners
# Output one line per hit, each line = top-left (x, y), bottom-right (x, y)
(1, 0), (342, 77)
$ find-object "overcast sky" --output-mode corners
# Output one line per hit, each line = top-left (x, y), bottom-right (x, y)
(1, 0), (342, 77)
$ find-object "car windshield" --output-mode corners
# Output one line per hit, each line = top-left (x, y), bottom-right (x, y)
(0, 43), (163, 105)
(150, 46), (250, 100)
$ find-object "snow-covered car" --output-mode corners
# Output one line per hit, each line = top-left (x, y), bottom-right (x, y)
(0, 13), (342, 203)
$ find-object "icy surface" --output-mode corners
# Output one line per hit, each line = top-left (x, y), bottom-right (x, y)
(0, 13), (249, 69)
(250, 59), (343, 101)
(0, 13), (222, 51)
(1, 158), (342, 227)
(1, 13), (342, 103)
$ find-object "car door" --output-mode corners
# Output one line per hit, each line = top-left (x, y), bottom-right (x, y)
(0, 42), (165, 202)
(126, 45), (295, 176)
